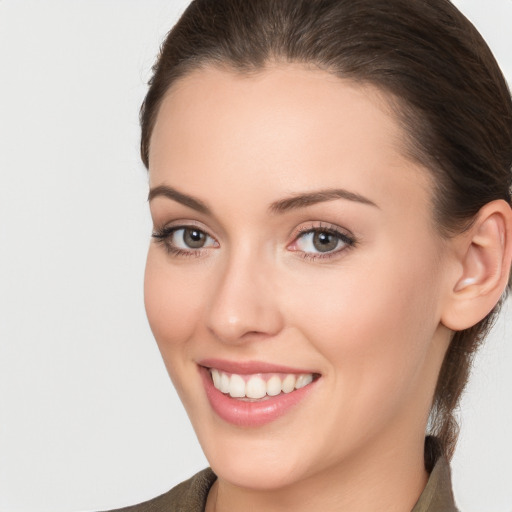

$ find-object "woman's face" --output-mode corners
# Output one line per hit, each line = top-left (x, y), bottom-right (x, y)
(145, 65), (453, 489)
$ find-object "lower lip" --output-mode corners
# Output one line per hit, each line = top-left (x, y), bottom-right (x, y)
(199, 366), (318, 427)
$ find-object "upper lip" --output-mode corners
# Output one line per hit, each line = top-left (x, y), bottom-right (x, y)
(198, 358), (318, 375)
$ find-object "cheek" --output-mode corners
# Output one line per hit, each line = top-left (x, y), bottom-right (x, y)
(144, 248), (205, 373)
(288, 256), (438, 345)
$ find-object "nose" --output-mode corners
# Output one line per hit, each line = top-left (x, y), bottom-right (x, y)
(205, 249), (284, 345)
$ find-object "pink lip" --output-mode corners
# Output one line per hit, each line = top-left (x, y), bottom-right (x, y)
(198, 362), (319, 428)
(198, 358), (315, 375)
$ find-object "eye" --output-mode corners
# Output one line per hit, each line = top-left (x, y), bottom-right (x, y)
(172, 227), (213, 249)
(289, 226), (355, 259)
(152, 225), (218, 255)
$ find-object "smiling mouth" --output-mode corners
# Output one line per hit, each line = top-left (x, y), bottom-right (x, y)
(199, 362), (321, 426)
(209, 368), (318, 401)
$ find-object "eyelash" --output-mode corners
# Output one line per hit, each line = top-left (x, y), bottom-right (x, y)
(152, 224), (216, 258)
(290, 223), (356, 261)
(151, 222), (357, 261)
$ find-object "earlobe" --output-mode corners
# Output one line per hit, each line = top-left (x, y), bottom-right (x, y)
(441, 200), (512, 332)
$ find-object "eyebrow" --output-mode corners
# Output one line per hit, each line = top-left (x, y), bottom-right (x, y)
(148, 185), (379, 215)
(148, 185), (211, 214)
(269, 189), (379, 213)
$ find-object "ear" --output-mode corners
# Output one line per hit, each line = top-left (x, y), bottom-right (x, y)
(441, 200), (512, 331)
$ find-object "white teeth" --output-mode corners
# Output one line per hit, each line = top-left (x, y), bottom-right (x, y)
(229, 374), (246, 398)
(295, 374), (313, 389)
(211, 369), (221, 389)
(246, 376), (267, 399)
(210, 369), (315, 398)
(282, 374), (296, 393)
(220, 372), (230, 394)
(266, 375), (282, 396)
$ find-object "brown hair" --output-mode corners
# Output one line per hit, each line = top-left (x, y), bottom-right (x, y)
(140, 0), (512, 465)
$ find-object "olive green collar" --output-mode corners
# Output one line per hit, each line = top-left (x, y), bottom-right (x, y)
(412, 455), (458, 511)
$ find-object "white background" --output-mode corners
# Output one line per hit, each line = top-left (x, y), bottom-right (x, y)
(0, 1), (511, 511)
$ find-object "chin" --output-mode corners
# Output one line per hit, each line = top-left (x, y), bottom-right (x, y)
(190, 411), (333, 491)
(208, 446), (311, 491)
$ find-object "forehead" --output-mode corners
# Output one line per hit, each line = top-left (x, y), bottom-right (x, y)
(148, 64), (432, 214)
(150, 64), (399, 167)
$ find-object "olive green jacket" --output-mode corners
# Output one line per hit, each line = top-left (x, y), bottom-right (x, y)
(105, 455), (458, 512)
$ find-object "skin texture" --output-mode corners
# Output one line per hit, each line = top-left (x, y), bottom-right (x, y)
(144, 65), (510, 511)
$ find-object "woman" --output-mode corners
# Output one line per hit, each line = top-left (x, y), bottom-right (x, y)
(110, 0), (512, 510)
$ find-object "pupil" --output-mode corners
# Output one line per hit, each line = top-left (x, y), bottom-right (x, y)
(184, 229), (206, 248)
(313, 231), (337, 252)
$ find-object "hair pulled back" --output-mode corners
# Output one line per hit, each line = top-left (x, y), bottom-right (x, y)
(140, 0), (512, 465)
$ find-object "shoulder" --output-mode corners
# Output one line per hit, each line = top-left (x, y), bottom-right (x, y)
(101, 468), (217, 512)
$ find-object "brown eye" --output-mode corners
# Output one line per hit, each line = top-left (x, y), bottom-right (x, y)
(152, 226), (218, 254)
(290, 227), (355, 259)
(183, 228), (207, 248)
(312, 231), (338, 253)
